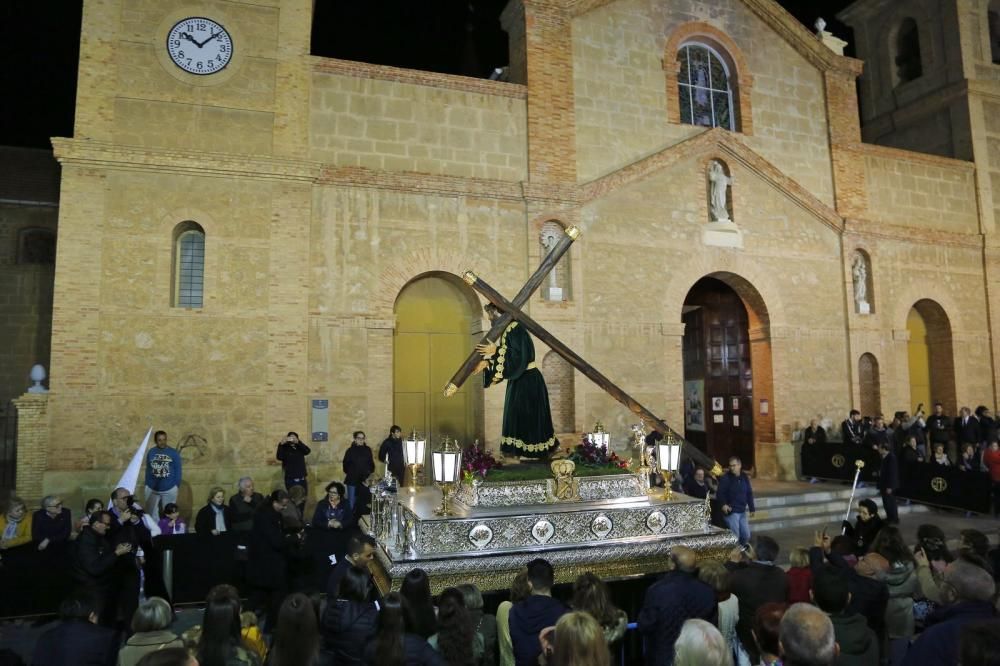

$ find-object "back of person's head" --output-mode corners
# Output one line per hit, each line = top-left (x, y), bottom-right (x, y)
(58, 592), (99, 622)
(269, 593), (319, 666)
(338, 565), (372, 602)
(549, 611), (610, 666)
(960, 529), (990, 558)
(755, 536), (780, 563)
(943, 560), (997, 604)
(347, 532), (377, 558)
(509, 569), (531, 604)
(753, 602), (788, 658)
(872, 525), (915, 565)
(669, 546), (698, 572)
(266, 489), (290, 506)
(811, 570), (849, 614)
(829, 535), (854, 557)
(84, 498), (103, 514)
(779, 603), (837, 666)
(400, 568), (432, 607)
(374, 592), (407, 666)
(436, 588), (474, 666)
(525, 558), (555, 592)
(288, 484), (306, 504)
(673, 618), (732, 666)
(959, 619), (1000, 666)
(789, 547), (810, 569)
(916, 524), (953, 562)
(131, 596), (173, 633)
(198, 584), (241, 666)
(571, 572), (618, 627)
(698, 560), (731, 596)
(136, 648), (196, 666)
(456, 583), (484, 612)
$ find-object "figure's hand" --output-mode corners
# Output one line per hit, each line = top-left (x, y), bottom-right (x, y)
(211, 529), (220, 536)
(37, 538), (50, 551)
(114, 543), (132, 556)
(329, 519), (342, 529)
(728, 546), (744, 563)
(914, 547), (928, 568)
(473, 360), (489, 374)
(476, 342), (497, 357)
(722, 504), (732, 515)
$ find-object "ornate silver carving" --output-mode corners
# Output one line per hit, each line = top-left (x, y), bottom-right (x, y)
(456, 472), (645, 508)
(646, 510), (667, 533)
(532, 519), (555, 544)
(591, 514), (613, 539)
(468, 524), (493, 549)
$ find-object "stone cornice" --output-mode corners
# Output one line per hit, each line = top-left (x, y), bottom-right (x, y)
(51, 138), (321, 182)
(309, 57), (528, 100)
(844, 218), (983, 248)
(568, 0), (862, 76)
(858, 143), (975, 172)
(317, 165), (526, 201)
(579, 128), (844, 232)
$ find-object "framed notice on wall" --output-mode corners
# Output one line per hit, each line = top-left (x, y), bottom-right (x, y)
(760, 399), (769, 416)
(711, 397), (724, 412)
(685, 379), (705, 432)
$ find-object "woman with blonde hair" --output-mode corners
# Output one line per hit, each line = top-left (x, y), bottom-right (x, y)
(540, 611), (610, 666)
(570, 572), (627, 646)
(118, 597), (183, 666)
(673, 619), (733, 666)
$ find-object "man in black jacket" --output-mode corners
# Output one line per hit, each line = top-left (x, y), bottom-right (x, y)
(509, 559), (568, 666)
(727, 536), (788, 662)
(71, 510), (133, 626)
(811, 569), (879, 665)
(378, 425), (405, 488)
(343, 431), (375, 514)
(248, 489), (291, 629)
(638, 546), (717, 666)
(842, 410), (865, 447)
(31, 593), (118, 666)
(276, 432), (312, 495)
(877, 441), (900, 524)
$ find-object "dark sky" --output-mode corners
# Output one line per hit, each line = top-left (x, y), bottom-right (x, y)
(0, 0), (854, 149)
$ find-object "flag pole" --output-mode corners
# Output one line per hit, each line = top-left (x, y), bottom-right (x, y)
(842, 460), (865, 534)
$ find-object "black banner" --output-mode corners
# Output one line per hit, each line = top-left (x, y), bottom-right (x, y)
(896, 462), (993, 514)
(801, 443), (993, 514)
(800, 443), (880, 483)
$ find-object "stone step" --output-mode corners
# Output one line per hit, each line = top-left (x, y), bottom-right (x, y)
(753, 485), (879, 510)
(750, 502), (931, 533)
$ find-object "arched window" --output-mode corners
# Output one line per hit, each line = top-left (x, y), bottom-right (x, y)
(894, 18), (922, 84)
(677, 43), (734, 131)
(172, 221), (205, 308)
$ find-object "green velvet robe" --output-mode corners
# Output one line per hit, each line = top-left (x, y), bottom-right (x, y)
(483, 321), (559, 458)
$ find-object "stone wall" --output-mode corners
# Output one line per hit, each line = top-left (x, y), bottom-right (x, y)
(309, 60), (528, 181)
(862, 146), (979, 233)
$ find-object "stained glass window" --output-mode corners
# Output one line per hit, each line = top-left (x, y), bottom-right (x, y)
(174, 226), (205, 308)
(677, 44), (734, 131)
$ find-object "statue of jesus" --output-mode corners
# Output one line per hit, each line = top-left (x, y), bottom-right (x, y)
(475, 303), (559, 460)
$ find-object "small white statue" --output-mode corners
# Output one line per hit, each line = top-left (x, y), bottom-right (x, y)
(708, 161), (732, 222)
(27, 364), (48, 393)
(852, 254), (869, 311)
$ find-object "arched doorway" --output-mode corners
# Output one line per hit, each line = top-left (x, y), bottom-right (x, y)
(859, 353), (881, 417)
(393, 273), (484, 447)
(906, 300), (956, 414)
(681, 274), (773, 468)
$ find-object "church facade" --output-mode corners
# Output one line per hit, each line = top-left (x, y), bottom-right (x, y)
(15, 0), (1000, 505)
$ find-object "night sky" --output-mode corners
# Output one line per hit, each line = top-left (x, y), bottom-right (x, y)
(0, 0), (855, 150)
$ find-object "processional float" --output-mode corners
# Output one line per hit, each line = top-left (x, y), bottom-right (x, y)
(365, 226), (734, 595)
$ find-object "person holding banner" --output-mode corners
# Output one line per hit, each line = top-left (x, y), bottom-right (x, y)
(877, 442), (900, 525)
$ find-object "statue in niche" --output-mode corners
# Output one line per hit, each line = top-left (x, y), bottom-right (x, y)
(852, 253), (870, 313)
(708, 160), (732, 222)
(540, 228), (563, 301)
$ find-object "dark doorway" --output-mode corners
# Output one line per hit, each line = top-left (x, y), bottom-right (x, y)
(682, 277), (755, 468)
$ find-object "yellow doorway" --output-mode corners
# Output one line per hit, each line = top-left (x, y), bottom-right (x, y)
(906, 308), (931, 411)
(393, 273), (484, 449)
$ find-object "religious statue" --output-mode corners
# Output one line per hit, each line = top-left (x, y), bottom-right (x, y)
(475, 303), (560, 460)
(852, 253), (869, 312)
(541, 232), (559, 293)
(708, 160), (732, 222)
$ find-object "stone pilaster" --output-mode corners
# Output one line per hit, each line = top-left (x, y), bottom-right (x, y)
(13, 393), (49, 500)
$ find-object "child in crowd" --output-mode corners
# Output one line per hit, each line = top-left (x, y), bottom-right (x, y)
(157, 503), (187, 535)
(786, 547), (813, 604)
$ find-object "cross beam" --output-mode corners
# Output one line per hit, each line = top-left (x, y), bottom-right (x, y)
(461, 272), (720, 475)
(443, 225), (580, 397)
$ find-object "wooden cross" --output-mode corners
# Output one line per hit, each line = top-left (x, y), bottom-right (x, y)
(442, 230), (720, 475)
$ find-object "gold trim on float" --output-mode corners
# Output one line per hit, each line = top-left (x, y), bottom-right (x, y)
(565, 226), (581, 240)
(462, 270), (478, 285)
(443, 382), (458, 397)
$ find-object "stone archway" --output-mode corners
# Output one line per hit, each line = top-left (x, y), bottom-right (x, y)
(680, 272), (773, 469)
(906, 299), (956, 415)
(859, 353), (882, 417)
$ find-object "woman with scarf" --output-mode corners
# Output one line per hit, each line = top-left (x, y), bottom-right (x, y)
(312, 481), (352, 530)
(196, 487), (233, 537)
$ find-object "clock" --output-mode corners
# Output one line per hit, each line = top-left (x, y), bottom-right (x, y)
(166, 17), (233, 75)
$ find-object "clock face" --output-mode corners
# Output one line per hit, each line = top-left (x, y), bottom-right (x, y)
(166, 17), (233, 75)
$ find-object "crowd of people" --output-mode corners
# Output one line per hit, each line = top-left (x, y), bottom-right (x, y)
(3, 423), (1000, 665)
(801, 403), (1000, 516)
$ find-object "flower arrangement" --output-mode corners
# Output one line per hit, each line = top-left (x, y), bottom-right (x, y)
(568, 435), (631, 471)
(461, 441), (503, 483)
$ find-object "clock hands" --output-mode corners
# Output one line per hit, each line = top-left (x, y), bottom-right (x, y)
(194, 31), (223, 49)
(180, 32), (199, 47)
